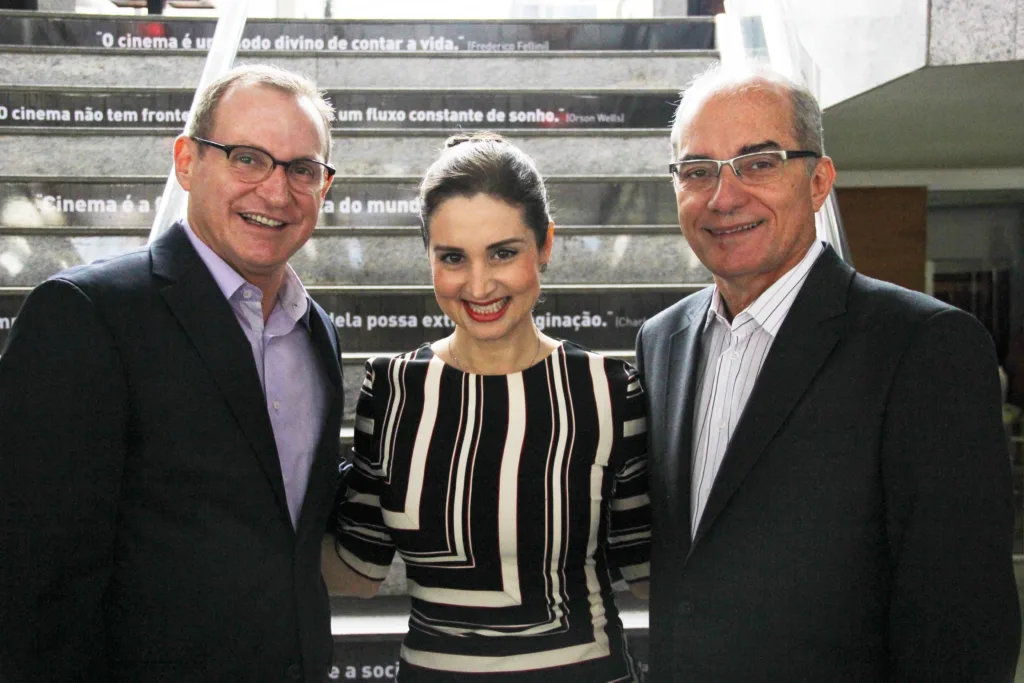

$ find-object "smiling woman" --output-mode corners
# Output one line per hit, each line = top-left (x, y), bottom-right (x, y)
(416, 132), (555, 374)
(427, 193), (548, 365)
(323, 133), (653, 683)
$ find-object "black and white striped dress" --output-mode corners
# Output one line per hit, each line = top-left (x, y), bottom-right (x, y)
(336, 341), (651, 682)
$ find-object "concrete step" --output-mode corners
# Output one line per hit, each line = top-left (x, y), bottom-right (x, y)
(0, 275), (670, 356)
(0, 46), (715, 90)
(2, 276), (688, 358)
(0, 12), (714, 53)
(0, 175), (679, 228)
(328, 592), (650, 636)
(0, 85), (680, 131)
(0, 283), (697, 405)
(0, 282), (674, 358)
(0, 229), (708, 288)
(0, 129), (674, 176)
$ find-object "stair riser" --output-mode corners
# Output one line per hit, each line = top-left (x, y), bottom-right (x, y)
(0, 133), (677, 175)
(0, 178), (680, 228)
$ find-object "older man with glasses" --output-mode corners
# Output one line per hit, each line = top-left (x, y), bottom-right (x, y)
(0, 64), (345, 682)
(635, 63), (1020, 682)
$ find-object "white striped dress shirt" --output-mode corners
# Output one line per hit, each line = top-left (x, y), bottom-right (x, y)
(689, 240), (824, 537)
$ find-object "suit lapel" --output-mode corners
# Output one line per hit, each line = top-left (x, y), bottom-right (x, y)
(308, 303), (342, 393)
(151, 224), (291, 522)
(661, 289), (712, 554)
(296, 303), (344, 532)
(691, 247), (854, 548)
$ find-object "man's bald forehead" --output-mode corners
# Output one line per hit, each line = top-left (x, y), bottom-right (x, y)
(674, 79), (791, 145)
(670, 65), (821, 160)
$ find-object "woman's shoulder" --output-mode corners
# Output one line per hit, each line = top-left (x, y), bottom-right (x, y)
(363, 344), (438, 375)
(558, 340), (636, 371)
(557, 340), (640, 387)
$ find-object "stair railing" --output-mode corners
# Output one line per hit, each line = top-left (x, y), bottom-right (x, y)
(717, 0), (851, 263)
(149, 0), (250, 242)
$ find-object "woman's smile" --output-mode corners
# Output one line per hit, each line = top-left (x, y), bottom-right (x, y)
(462, 297), (511, 322)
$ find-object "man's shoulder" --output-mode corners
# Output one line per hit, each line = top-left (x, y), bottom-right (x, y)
(847, 271), (958, 326)
(641, 287), (712, 341)
(48, 244), (153, 296)
(830, 269), (996, 361)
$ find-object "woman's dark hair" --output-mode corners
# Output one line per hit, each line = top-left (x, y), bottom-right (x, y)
(418, 131), (551, 248)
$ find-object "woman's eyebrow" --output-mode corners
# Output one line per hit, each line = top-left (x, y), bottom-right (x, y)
(486, 238), (527, 250)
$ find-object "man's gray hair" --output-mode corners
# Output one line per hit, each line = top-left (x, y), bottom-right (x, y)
(186, 64), (335, 162)
(670, 63), (824, 167)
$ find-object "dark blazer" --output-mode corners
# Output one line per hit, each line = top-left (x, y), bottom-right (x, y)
(635, 245), (1020, 682)
(0, 223), (344, 682)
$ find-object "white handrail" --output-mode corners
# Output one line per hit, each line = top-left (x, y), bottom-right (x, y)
(718, 0), (850, 263)
(149, 0), (250, 242)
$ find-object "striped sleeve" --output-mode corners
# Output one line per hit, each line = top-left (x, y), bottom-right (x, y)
(605, 361), (651, 583)
(334, 358), (397, 581)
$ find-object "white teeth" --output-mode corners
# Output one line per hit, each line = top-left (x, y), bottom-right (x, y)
(712, 220), (762, 235)
(466, 299), (507, 315)
(240, 213), (285, 228)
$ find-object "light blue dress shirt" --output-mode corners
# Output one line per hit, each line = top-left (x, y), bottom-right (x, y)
(183, 222), (329, 527)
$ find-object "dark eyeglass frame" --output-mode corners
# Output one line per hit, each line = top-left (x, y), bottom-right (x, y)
(190, 136), (336, 187)
(669, 150), (820, 186)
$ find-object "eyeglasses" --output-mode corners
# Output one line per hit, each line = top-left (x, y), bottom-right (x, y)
(669, 150), (819, 192)
(191, 136), (336, 191)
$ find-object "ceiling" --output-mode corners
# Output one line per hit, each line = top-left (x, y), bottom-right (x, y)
(823, 60), (1024, 172)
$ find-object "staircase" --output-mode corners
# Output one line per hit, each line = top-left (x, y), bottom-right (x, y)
(0, 10), (717, 676)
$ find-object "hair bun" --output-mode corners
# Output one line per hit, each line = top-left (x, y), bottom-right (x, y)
(444, 131), (506, 149)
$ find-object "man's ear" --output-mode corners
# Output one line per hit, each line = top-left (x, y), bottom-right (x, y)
(810, 155), (837, 211)
(318, 172), (334, 204)
(173, 135), (196, 191)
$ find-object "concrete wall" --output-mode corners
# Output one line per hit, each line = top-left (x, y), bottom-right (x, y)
(929, 0), (1024, 65)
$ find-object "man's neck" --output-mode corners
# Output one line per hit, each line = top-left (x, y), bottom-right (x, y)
(249, 271), (284, 322)
(715, 277), (767, 322)
(713, 242), (818, 322)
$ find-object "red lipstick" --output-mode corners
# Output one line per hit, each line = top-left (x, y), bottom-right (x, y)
(463, 297), (510, 323)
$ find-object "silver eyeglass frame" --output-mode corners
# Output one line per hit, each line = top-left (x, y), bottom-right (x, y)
(669, 149), (820, 188)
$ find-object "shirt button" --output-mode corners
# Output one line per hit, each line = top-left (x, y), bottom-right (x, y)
(286, 662), (303, 680)
(242, 289), (252, 299)
(273, 401), (280, 411)
(679, 600), (695, 616)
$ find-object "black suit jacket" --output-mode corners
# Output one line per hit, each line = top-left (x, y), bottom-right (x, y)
(0, 223), (345, 682)
(635, 246), (1020, 682)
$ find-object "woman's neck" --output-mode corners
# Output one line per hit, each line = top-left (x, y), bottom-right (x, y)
(449, 325), (544, 375)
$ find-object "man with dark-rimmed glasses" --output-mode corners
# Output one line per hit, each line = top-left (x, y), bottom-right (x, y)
(0, 64), (345, 682)
(635, 63), (1020, 682)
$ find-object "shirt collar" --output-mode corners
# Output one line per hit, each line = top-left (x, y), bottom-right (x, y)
(181, 220), (312, 329)
(704, 240), (824, 338)
(276, 263), (313, 330)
